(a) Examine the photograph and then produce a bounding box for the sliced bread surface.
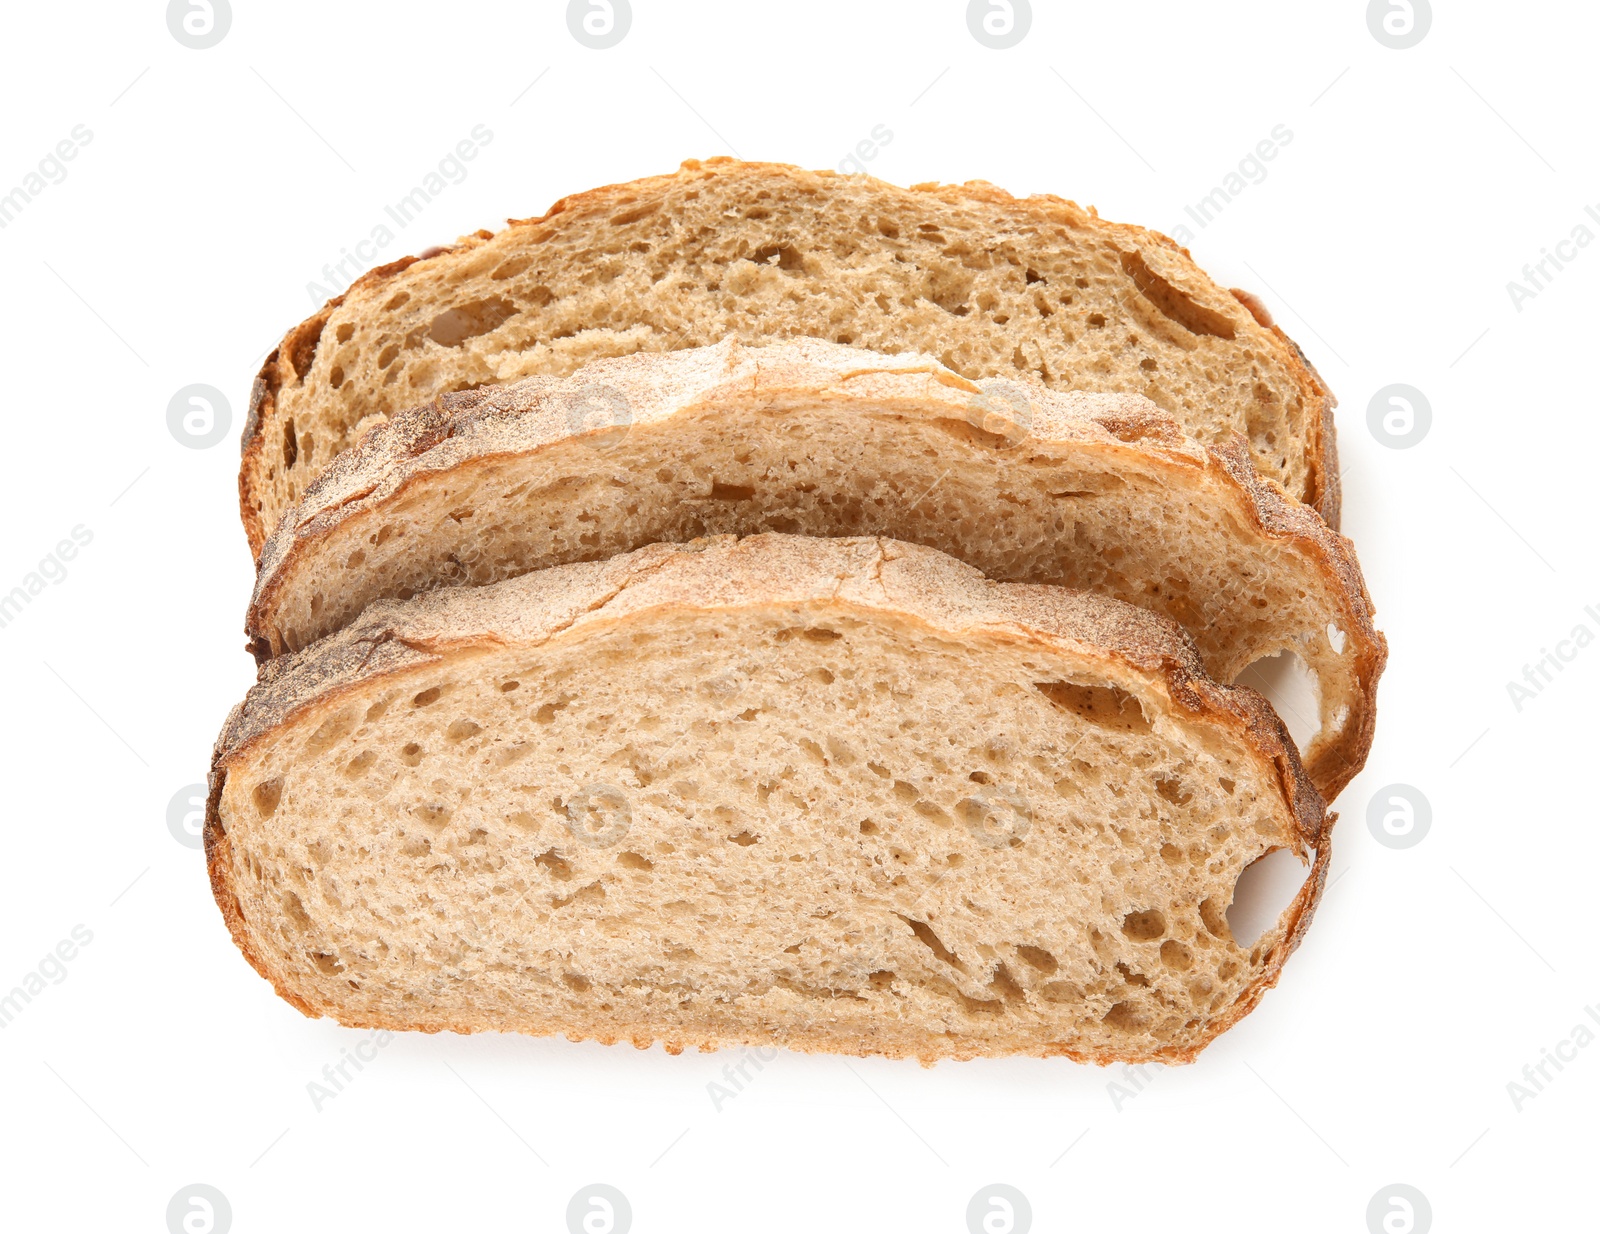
[240,158,1338,555]
[209,533,1329,1065]
[247,339,1383,800]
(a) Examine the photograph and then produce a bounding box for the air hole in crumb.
[534,850,572,881]
[410,803,451,829]
[428,297,517,347]
[913,800,951,827]
[1233,650,1321,754]
[536,697,572,723]
[616,851,653,871]
[252,778,284,818]
[1154,776,1193,806]
[1226,848,1310,947]
[400,742,422,767]
[750,243,804,271]
[1015,945,1058,974]
[446,719,483,741]
[729,831,759,847]
[1102,1001,1146,1030]
[897,915,965,971]
[1116,961,1150,988]
[989,963,1025,1003]
[1161,940,1194,971]
[499,680,520,692]
[280,891,311,928]
[412,687,442,707]
[1122,909,1166,942]
[1035,681,1151,732]
[859,820,880,836]
[1118,248,1236,338]
[489,255,534,281]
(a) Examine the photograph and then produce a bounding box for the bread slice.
[246,339,1383,800]
[208,533,1330,1065]
[240,158,1338,557]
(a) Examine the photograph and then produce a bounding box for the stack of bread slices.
[207,159,1384,1065]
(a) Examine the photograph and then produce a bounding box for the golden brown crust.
[238,348,281,555]
[204,757,318,1018]
[246,338,1383,799]
[1206,438,1381,800]
[1227,286,1339,529]
[209,534,1331,1063]
[239,255,426,551]
[238,158,1341,556]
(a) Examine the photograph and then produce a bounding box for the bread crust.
[245,338,1384,799]
[1230,286,1340,529]
[209,534,1331,1064]
[239,158,1341,555]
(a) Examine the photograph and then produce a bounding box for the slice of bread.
[246,339,1383,800]
[208,533,1329,1065]
[240,158,1339,557]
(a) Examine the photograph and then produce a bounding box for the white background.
[0,1,1593,1231]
